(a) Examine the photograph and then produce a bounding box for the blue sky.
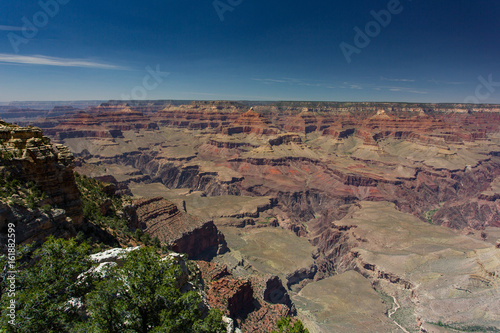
[0,0,499,103]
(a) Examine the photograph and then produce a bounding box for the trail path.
[388,295,410,333]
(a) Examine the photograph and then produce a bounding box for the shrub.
[271,316,309,333]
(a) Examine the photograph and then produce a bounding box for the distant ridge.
[7,100,106,110]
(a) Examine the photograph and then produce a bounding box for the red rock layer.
[223,110,280,135]
[152,102,244,130]
[36,102,500,145]
[198,261,293,332]
[44,107,158,140]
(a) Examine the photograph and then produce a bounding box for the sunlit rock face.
[0,121,83,245]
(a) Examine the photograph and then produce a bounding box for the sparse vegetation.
[74,172,167,249]
[76,173,126,225]
[0,172,48,210]
[424,208,439,224]
[375,290,394,315]
[75,173,140,240]
[391,305,419,333]
[0,149,13,160]
[432,320,500,332]
[271,316,309,333]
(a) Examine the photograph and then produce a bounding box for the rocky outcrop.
[268,134,302,146]
[198,261,294,332]
[0,203,75,247]
[262,276,293,310]
[89,246,141,264]
[92,175,132,196]
[152,101,245,130]
[43,107,158,140]
[209,278,254,317]
[223,110,280,136]
[134,197,228,259]
[433,199,500,229]
[170,221,228,260]
[286,264,318,291]
[0,122,83,228]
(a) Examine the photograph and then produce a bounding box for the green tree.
[84,247,225,333]
[1,239,225,332]
[271,316,309,333]
[0,237,93,333]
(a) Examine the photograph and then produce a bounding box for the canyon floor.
[127,180,500,333]
[37,101,500,332]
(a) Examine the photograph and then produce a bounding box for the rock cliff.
[0,121,83,246]
[198,261,294,332]
[134,197,228,259]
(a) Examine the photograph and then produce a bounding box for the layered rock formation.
[223,109,280,136]
[0,123,83,220]
[134,197,227,259]
[198,261,294,332]
[295,201,500,332]
[152,101,245,130]
[41,101,500,232]
[42,101,500,248]
[0,121,83,245]
[41,105,158,140]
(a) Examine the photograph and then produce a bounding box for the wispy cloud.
[337,81,428,94]
[253,78,289,84]
[253,77,323,87]
[0,25,26,31]
[428,79,465,85]
[380,76,415,82]
[342,82,363,90]
[0,54,125,70]
[389,87,427,94]
[254,77,428,95]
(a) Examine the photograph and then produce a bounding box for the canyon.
[8,100,500,332]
